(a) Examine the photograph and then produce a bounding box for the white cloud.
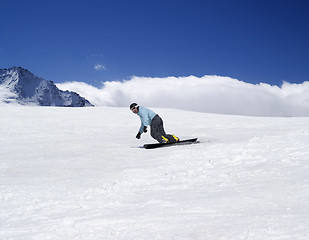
[56,75,309,117]
[94,64,106,71]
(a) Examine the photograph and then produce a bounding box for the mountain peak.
[0,67,93,107]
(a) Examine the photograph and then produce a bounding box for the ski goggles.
[130,105,139,111]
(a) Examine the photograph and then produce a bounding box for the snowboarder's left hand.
[143,126,147,133]
[136,132,141,139]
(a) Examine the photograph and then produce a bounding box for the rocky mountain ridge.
[0,67,93,107]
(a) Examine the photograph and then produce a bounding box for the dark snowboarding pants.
[150,115,176,143]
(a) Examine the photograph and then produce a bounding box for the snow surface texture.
[0,67,93,107]
[1,106,309,240]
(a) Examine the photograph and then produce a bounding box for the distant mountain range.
[0,67,93,107]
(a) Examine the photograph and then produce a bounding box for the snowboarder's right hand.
[136,132,141,139]
[143,126,147,133]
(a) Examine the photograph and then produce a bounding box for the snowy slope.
[0,106,309,240]
[0,67,93,107]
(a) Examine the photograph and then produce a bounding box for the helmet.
[130,103,138,110]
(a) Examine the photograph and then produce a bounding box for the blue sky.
[1,0,308,87]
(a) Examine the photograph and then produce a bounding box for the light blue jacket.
[137,106,157,133]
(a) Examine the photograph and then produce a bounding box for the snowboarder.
[130,103,179,143]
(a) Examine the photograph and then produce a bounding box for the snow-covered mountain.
[0,67,93,106]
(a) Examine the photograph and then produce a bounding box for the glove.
[143,126,147,133]
[136,132,141,139]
